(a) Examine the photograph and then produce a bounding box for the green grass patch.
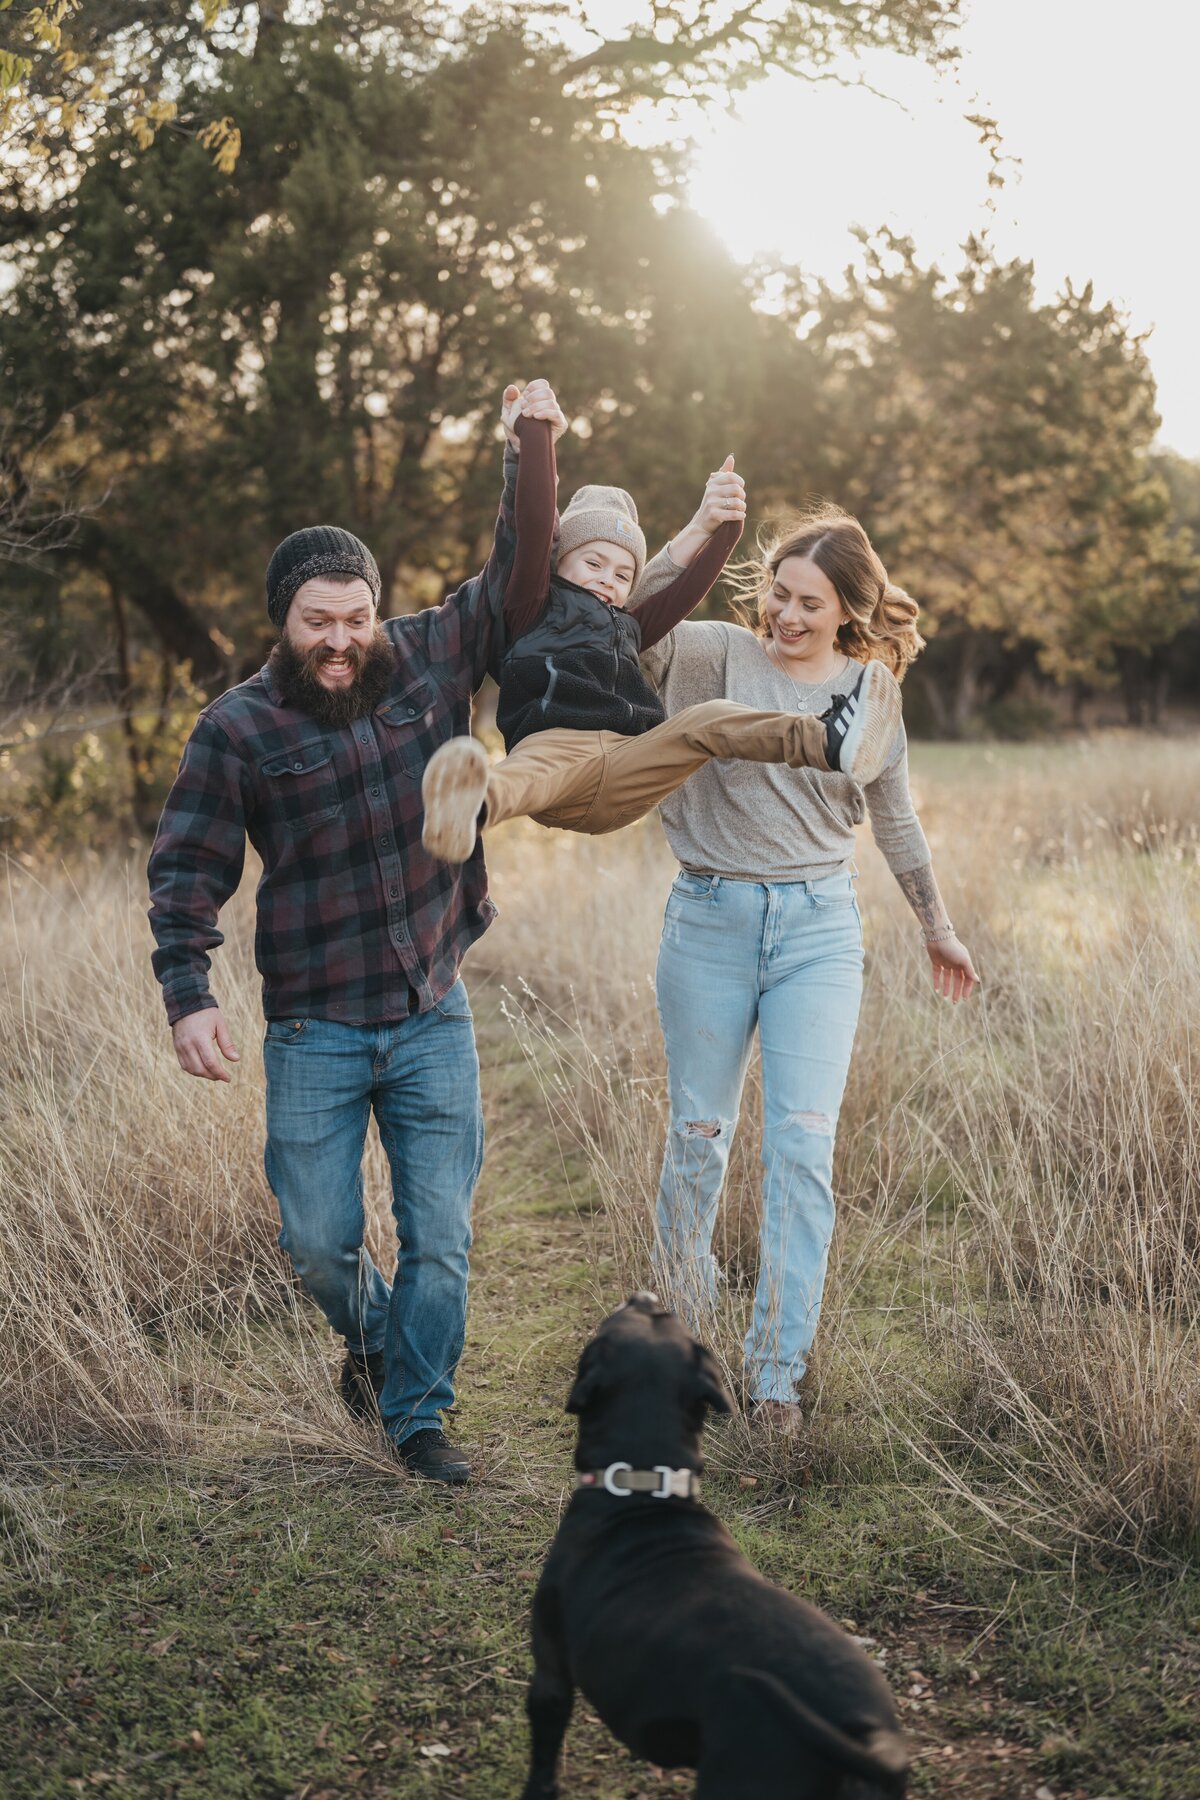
[2,995,1196,1798]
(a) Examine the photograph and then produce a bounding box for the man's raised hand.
[172,1005,241,1082]
[501,378,568,450]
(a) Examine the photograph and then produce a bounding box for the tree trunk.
[79,523,227,688]
[1121,660,1147,727]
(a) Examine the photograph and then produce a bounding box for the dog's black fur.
[521,1295,909,1800]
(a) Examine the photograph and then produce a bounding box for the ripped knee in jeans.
[784,1109,833,1135]
[682,1119,722,1139]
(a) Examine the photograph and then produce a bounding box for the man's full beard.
[269,625,396,727]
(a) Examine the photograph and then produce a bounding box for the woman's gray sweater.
[636,589,932,883]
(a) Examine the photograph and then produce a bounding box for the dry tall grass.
[1,735,1198,1563]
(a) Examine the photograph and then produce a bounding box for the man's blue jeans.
[262,980,484,1445]
[653,872,864,1403]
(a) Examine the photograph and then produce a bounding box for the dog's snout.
[624,1290,661,1311]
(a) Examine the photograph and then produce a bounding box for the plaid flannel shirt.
[147,448,521,1027]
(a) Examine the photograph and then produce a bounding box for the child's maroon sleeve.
[632,519,743,650]
[502,415,557,640]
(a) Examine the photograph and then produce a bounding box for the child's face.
[558,540,638,607]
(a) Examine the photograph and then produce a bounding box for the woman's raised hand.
[926,935,980,1003]
[696,455,747,535]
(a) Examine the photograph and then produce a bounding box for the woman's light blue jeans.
[262,980,484,1445]
[653,871,864,1403]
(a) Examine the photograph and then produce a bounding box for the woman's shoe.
[421,736,490,861]
[821,660,902,785]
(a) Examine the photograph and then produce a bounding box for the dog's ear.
[692,1343,733,1415]
[565,1342,607,1415]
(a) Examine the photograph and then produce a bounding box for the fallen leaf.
[419,1743,452,1759]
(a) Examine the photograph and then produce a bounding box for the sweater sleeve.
[631,519,742,652]
[630,542,683,606]
[863,721,932,876]
[502,414,557,640]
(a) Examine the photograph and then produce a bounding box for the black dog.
[521,1294,909,1800]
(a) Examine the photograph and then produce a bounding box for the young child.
[421,380,901,861]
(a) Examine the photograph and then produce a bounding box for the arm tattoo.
[894,862,945,933]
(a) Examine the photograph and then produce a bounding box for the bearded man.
[147,394,564,1481]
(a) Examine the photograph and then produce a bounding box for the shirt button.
[293,761,303,770]
[380,836,390,848]
[407,706,416,717]
[371,787,380,797]
[389,885,398,898]
[359,733,369,744]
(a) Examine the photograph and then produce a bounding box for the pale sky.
[665,0,1200,458]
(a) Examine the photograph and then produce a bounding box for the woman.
[637,506,979,1435]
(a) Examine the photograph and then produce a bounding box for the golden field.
[1,734,1198,1562]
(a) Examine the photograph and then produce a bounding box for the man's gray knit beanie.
[265,525,381,628]
[557,485,647,587]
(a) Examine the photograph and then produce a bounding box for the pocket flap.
[261,739,334,778]
[377,675,436,727]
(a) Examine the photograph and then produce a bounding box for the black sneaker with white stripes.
[820,659,903,785]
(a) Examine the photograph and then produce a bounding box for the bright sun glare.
[602,0,1200,455]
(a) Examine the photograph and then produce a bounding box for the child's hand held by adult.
[501,382,524,449]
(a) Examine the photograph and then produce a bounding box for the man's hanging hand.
[172,1005,241,1082]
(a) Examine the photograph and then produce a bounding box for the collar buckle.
[580,1462,697,1499]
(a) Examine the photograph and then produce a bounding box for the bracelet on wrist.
[923,923,956,945]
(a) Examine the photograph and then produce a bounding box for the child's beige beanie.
[557,485,647,586]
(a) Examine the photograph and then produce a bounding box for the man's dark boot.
[396,1427,471,1485]
[339,1349,385,1422]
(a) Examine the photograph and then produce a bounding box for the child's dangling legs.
[421,729,608,860]
[573,702,829,835]
[580,660,903,832]
[420,663,902,858]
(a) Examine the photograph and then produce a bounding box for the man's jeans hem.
[389,1413,445,1448]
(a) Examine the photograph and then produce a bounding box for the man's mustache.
[302,641,367,676]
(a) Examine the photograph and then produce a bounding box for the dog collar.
[575,1462,699,1500]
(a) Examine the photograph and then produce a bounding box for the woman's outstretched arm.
[631,456,747,609]
[865,734,979,1005]
[631,456,747,649]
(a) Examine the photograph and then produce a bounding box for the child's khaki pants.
[485,701,829,836]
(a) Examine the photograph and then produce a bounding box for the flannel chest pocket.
[375,675,440,775]
[260,738,344,833]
